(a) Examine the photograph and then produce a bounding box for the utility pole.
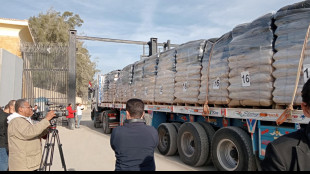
[68,30,76,109]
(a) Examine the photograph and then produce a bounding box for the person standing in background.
[76,103,84,128]
[66,103,76,130]
[0,100,15,171]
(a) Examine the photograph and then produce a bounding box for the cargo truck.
[89,73,309,171]
[85,1,310,171]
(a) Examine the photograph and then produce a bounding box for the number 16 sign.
[241,71,251,87]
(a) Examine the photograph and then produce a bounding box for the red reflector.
[108,113,116,117]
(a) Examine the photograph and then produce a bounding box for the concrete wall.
[0,48,23,106]
[0,36,20,57]
[0,20,34,58]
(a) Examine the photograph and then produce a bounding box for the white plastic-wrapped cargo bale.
[118,64,134,103]
[155,48,176,104]
[107,70,120,103]
[131,59,144,100]
[142,54,158,103]
[102,73,110,102]
[198,39,217,104]
[115,77,122,103]
[228,13,274,107]
[206,32,232,105]
[98,74,107,103]
[272,1,310,105]
[174,40,206,104]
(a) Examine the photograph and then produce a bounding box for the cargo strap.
[203,42,216,117]
[276,24,310,126]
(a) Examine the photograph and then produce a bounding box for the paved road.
[45,110,216,171]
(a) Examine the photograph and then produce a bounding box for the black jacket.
[0,110,10,151]
[261,122,310,171]
[110,119,159,171]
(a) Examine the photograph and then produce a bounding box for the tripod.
[39,126,67,171]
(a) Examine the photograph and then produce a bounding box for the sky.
[0,0,303,77]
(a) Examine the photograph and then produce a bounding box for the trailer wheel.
[94,112,102,128]
[157,123,178,156]
[198,122,215,166]
[172,123,181,132]
[103,112,112,134]
[177,122,208,167]
[91,110,95,121]
[211,126,256,171]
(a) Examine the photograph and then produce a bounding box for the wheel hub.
[217,139,239,171]
[181,132,195,157]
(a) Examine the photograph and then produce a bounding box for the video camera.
[32,102,68,126]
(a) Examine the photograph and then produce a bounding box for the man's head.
[126,98,145,119]
[15,99,33,117]
[7,100,16,114]
[4,104,10,113]
[68,103,72,107]
[301,78,310,118]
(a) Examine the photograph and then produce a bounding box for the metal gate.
[21,42,70,110]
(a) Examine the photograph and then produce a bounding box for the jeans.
[77,115,82,128]
[0,148,8,171]
[68,118,75,130]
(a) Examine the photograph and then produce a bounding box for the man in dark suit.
[261,79,310,171]
[110,98,159,171]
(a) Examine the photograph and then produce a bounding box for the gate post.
[68,30,77,108]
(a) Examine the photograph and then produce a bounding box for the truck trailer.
[86,1,310,171]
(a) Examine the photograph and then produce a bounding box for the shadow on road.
[79,120,113,137]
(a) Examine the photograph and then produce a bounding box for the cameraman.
[7,99,56,171]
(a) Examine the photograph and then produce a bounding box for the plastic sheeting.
[198,39,216,104]
[130,59,144,100]
[116,64,134,103]
[272,1,310,105]
[108,70,120,103]
[155,48,176,103]
[228,13,274,107]
[174,40,206,104]
[102,74,109,102]
[141,54,158,103]
[201,32,232,105]
[102,70,120,102]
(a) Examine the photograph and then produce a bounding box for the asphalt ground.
[44,109,216,171]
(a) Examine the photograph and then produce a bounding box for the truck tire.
[157,123,178,156]
[177,122,208,167]
[172,123,181,132]
[91,110,94,121]
[94,112,102,128]
[211,126,256,171]
[198,122,215,166]
[103,112,112,134]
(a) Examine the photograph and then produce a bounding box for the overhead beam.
[76,35,179,47]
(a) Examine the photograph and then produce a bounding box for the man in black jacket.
[0,100,16,171]
[110,98,159,171]
[261,79,310,171]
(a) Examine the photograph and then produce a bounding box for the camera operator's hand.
[45,110,56,121]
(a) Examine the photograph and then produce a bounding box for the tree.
[28,8,98,100]
[76,41,98,99]
[29,8,83,43]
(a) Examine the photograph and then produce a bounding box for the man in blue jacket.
[110,98,159,171]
